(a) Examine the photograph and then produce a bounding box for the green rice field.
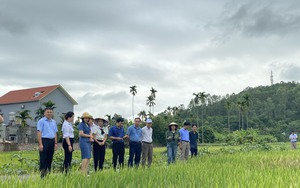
[1,143,300,187]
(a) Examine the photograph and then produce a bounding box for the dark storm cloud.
[1,0,300,118]
[218,0,300,38]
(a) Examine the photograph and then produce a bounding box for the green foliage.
[225,129,277,145]
[199,126,216,143]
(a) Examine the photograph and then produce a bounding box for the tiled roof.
[0,85,77,105]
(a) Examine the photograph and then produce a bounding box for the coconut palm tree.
[129,85,137,120]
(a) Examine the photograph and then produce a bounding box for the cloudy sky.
[1,0,300,120]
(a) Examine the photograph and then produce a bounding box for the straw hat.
[81,112,91,119]
[168,122,178,127]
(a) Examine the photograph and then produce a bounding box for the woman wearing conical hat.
[166,122,181,165]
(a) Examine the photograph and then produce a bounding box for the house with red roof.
[0,85,77,143]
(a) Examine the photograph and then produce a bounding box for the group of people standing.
[36,108,199,178]
[166,121,199,164]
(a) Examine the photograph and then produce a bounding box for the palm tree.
[237,100,246,130]
[42,100,56,109]
[199,92,207,144]
[146,95,155,113]
[138,110,147,121]
[150,87,157,114]
[129,85,137,120]
[15,109,33,144]
[34,100,56,121]
[147,111,154,118]
[225,100,232,134]
[34,107,44,121]
[193,93,200,128]
[242,93,251,129]
[16,110,33,128]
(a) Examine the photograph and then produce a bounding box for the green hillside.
[150,81,300,144]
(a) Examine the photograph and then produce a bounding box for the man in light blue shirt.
[126,117,142,167]
[289,130,297,149]
[37,107,58,178]
[179,121,191,161]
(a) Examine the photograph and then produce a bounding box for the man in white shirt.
[289,130,297,149]
[141,118,153,167]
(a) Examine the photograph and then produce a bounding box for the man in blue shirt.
[126,117,142,167]
[108,117,126,170]
[37,107,58,178]
[179,121,191,161]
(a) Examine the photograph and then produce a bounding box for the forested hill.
[152,81,300,143]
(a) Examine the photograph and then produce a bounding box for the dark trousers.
[93,140,106,171]
[190,147,198,157]
[39,138,55,178]
[112,142,125,169]
[128,141,142,167]
[62,138,74,173]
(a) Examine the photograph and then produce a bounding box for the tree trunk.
[228,111,230,134]
[202,105,204,144]
[238,111,241,130]
[132,95,134,120]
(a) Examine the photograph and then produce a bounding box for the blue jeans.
[167,142,177,164]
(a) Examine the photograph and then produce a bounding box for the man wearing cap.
[126,117,142,167]
[141,118,153,167]
[179,121,191,161]
[108,117,127,170]
[37,107,58,178]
